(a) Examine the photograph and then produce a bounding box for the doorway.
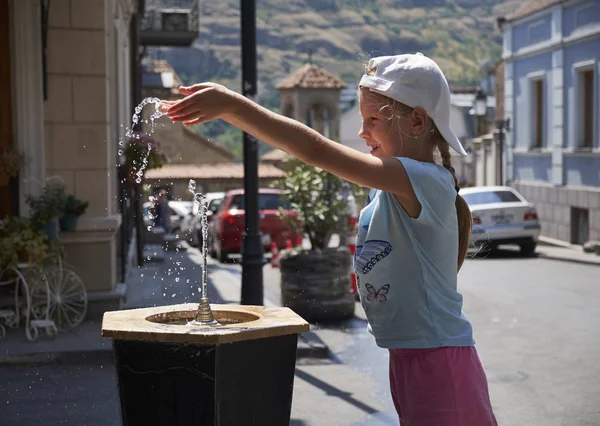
[0,0,16,217]
[570,207,589,245]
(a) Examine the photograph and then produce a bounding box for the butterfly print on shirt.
[365,283,390,302]
[354,240,392,274]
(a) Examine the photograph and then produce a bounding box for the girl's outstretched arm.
[161,83,418,212]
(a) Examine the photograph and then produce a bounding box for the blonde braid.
[436,139,472,271]
[437,140,459,187]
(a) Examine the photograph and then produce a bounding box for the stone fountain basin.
[101,303,310,345]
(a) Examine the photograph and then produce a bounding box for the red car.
[208,188,303,262]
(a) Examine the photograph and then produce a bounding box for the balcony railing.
[140,0,200,47]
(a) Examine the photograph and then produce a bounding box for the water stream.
[188,179,220,326]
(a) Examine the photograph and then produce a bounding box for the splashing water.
[122,98,220,325]
[122,97,167,184]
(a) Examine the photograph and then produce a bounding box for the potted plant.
[123,133,168,184]
[0,216,49,269]
[26,182,66,240]
[0,147,23,186]
[59,194,89,232]
[275,157,364,322]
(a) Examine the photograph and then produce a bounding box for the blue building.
[502,0,600,245]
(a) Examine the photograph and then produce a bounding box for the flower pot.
[17,250,43,265]
[59,215,78,232]
[280,246,355,322]
[102,303,309,426]
[41,217,60,240]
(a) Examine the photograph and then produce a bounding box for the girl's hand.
[159,83,240,126]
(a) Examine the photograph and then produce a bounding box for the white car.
[461,186,541,255]
[180,192,225,247]
[143,200,193,234]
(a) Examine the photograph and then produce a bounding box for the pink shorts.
[389,346,498,426]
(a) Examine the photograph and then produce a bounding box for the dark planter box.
[102,303,309,426]
[280,247,355,322]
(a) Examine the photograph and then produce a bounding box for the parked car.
[461,186,541,255]
[208,188,303,262]
[180,192,225,247]
[143,200,193,234]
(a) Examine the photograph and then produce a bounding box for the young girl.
[160,53,498,425]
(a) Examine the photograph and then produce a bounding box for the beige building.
[260,62,347,171]
[2,0,202,317]
[3,0,143,314]
[277,63,346,142]
[141,59,237,168]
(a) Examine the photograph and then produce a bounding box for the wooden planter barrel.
[102,303,309,426]
[280,247,355,322]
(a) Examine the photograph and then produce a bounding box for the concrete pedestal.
[102,303,309,426]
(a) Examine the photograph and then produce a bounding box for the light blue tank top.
[354,157,474,349]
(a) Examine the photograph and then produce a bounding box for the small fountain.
[102,98,309,425]
[187,179,219,326]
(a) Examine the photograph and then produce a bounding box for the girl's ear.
[410,108,430,136]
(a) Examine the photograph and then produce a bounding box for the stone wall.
[511,181,600,243]
[42,0,134,293]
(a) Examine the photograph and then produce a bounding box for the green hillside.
[151,0,517,157]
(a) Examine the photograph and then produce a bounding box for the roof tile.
[507,0,560,22]
[276,64,346,90]
[145,163,285,180]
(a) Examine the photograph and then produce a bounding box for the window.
[208,198,223,213]
[582,69,594,149]
[462,190,522,206]
[532,79,544,148]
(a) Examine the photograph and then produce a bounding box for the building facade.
[2,0,141,313]
[502,0,600,244]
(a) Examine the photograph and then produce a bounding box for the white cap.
[359,53,467,156]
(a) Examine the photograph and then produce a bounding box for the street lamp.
[495,118,510,185]
[470,89,487,136]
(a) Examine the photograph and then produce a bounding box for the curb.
[535,252,600,267]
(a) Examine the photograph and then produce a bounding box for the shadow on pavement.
[294,368,379,416]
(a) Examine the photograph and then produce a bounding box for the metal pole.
[240,0,265,305]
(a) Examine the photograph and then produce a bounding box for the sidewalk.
[536,236,600,266]
[0,244,388,426]
[0,244,326,362]
[1,236,595,361]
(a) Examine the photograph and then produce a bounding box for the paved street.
[1,246,599,425]
[222,247,600,425]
